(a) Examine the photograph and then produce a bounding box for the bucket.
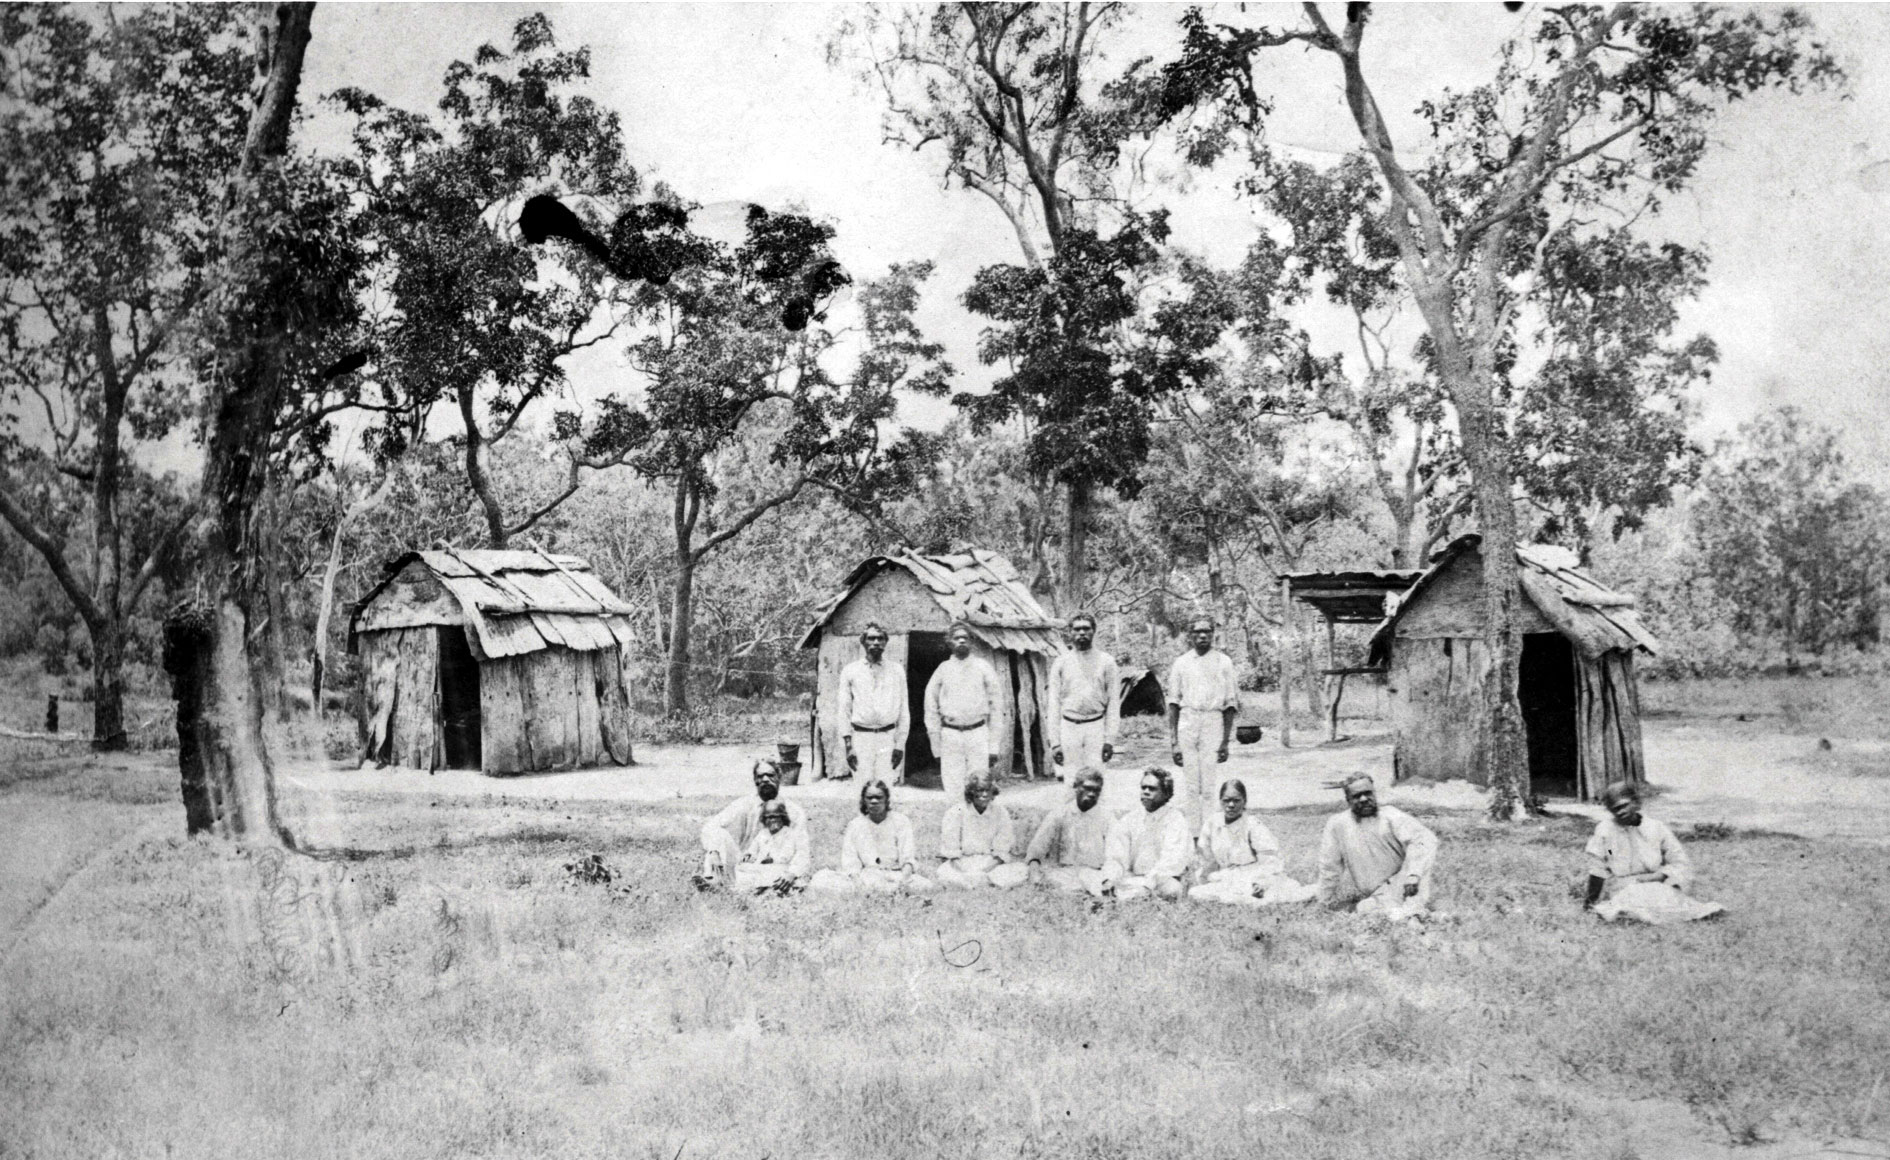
[776,760,802,786]
[1234,724,1263,745]
[777,741,802,763]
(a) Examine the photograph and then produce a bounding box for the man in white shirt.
[694,759,808,891]
[1048,613,1119,784]
[1316,774,1439,922]
[1166,618,1239,825]
[1100,768,1193,901]
[1025,768,1111,894]
[837,622,907,784]
[924,622,1001,801]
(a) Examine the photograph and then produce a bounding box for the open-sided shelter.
[349,549,637,774]
[798,549,1062,782]
[1368,535,1659,799]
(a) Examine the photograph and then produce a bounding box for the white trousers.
[849,729,898,783]
[699,826,741,887]
[1189,866,1318,908]
[1111,874,1184,902]
[1175,708,1227,824]
[1040,866,1108,895]
[807,867,938,895]
[1350,874,1433,922]
[937,724,990,801]
[1058,716,1108,779]
[936,855,1028,890]
[733,864,799,892]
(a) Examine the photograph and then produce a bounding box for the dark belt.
[1062,712,1105,725]
[851,722,897,734]
[942,718,988,731]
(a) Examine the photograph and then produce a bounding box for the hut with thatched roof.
[348,549,637,774]
[798,549,1063,783]
[1369,535,1659,799]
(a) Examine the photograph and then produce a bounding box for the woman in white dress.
[1190,779,1317,907]
[809,780,938,895]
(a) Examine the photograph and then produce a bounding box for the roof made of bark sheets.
[1369,535,1660,662]
[351,548,636,661]
[799,548,1063,653]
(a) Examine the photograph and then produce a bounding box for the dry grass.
[1640,672,1890,741]
[3,754,1888,1160]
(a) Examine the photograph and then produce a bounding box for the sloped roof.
[350,548,636,660]
[1283,568,1425,623]
[798,547,1062,653]
[1369,535,1659,662]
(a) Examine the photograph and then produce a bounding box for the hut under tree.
[349,549,637,774]
[1368,535,1659,800]
[799,548,1062,783]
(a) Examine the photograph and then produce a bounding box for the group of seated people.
[692,759,1723,924]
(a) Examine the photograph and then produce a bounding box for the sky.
[279,3,1890,476]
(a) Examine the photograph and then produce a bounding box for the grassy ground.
[4,752,1888,1160]
[1640,672,1890,742]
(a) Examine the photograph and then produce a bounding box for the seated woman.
[732,800,811,894]
[1190,779,1317,907]
[1099,769,1192,901]
[936,777,1027,889]
[809,780,938,895]
[1584,781,1725,925]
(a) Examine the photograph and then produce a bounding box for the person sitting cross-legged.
[694,759,807,891]
[808,780,938,895]
[1025,768,1111,895]
[1583,781,1725,925]
[1316,774,1438,922]
[1099,768,1193,902]
[936,777,1028,889]
[1190,779,1318,908]
[732,800,811,894]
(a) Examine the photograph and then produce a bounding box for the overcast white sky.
[293,2,1890,474]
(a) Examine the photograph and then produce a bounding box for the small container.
[776,760,802,786]
[776,741,802,764]
[1234,724,1264,745]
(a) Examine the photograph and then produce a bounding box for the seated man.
[733,800,811,894]
[936,777,1028,889]
[808,780,938,894]
[1316,774,1437,922]
[1025,769,1111,894]
[695,759,807,890]
[1099,768,1192,901]
[1191,779,1317,908]
[1584,781,1725,925]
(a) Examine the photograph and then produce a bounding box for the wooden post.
[1326,616,1339,742]
[1278,576,1294,748]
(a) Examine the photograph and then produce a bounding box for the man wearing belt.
[924,622,1001,801]
[1048,613,1119,783]
[1166,618,1239,826]
[838,622,907,784]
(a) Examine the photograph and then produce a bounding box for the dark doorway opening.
[1519,632,1578,797]
[439,627,483,770]
[1008,655,1042,779]
[902,631,951,785]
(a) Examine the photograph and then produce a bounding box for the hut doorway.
[438,627,483,770]
[1519,632,1578,797]
[902,631,951,780]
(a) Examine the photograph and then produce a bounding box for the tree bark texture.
[1062,477,1090,615]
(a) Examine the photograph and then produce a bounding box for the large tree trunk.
[88,617,129,751]
[459,385,509,548]
[166,1,314,846]
[665,553,696,716]
[1062,477,1091,614]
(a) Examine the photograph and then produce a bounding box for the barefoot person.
[732,800,811,894]
[838,623,907,784]
[1166,619,1238,826]
[924,622,1001,800]
[1048,614,1119,782]
[1025,768,1111,894]
[1583,781,1725,924]
[809,780,938,894]
[1100,768,1193,902]
[936,777,1027,889]
[1191,779,1317,908]
[1316,775,1438,922]
[695,759,807,890]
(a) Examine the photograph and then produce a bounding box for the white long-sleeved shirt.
[1025,799,1110,870]
[839,812,919,873]
[1198,813,1287,878]
[701,793,808,852]
[1167,649,1239,713]
[1048,648,1120,746]
[939,802,1016,861]
[925,654,1000,737]
[1316,806,1438,904]
[838,657,909,746]
[1585,816,1693,890]
[1103,801,1194,881]
[740,825,810,880]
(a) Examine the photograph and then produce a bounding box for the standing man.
[1048,613,1119,783]
[1166,618,1239,825]
[1316,774,1438,922]
[924,622,1001,801]
[837,622,907,784]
